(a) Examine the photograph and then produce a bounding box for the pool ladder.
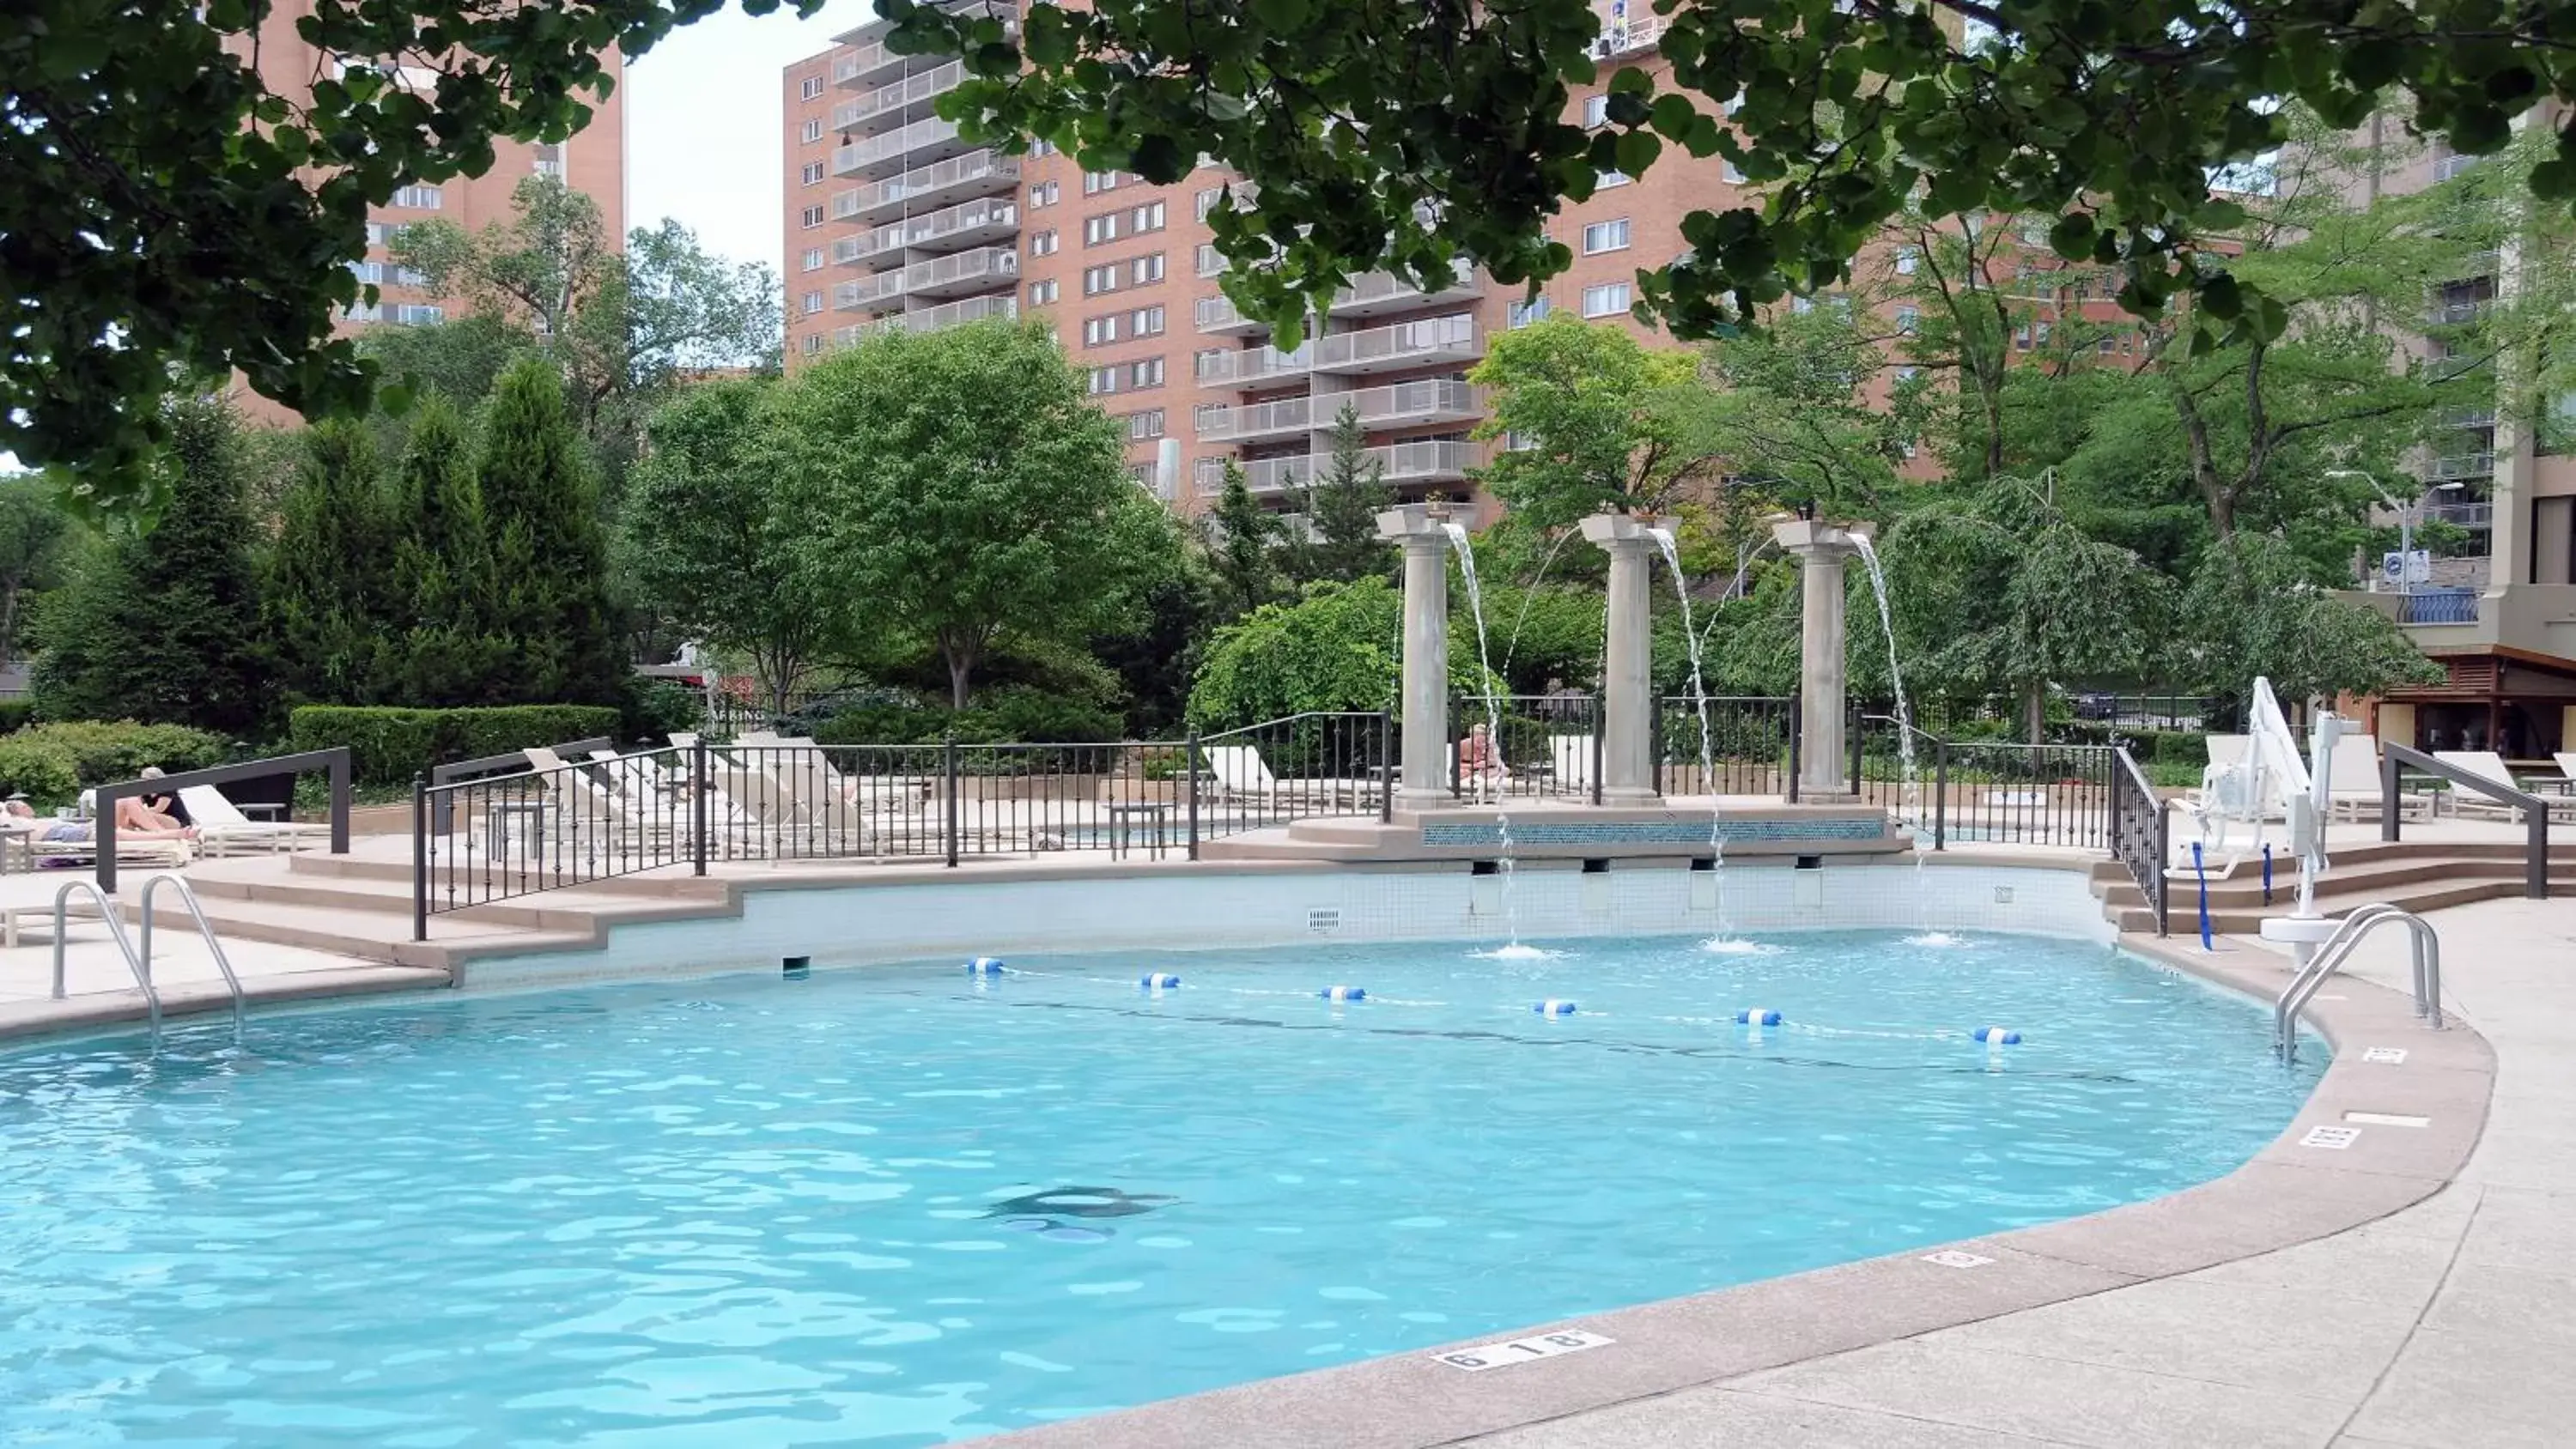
[47,874,246,1049]
[2275,904,2441,1064]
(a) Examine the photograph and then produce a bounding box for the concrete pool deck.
[0,828,2563,1445]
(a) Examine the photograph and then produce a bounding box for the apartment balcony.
[833,246,1019,312]
[1193,261,1485,336]
[1194,379,1483,445]
[833,117,975,180]
[835,2,1016,88]
[2424,500,2494,528]
[839,150,1019,226]
[858,293,1022,337]
[830,61,965,137]
[838,196,1019,270]
[1311,313,1482,375]
[1194,343,1313,387]
[832,270,907,315]
[1589,14,1668,59]
[2429,452,2495,482]
[1194,294,1268,336]
[1196,439,1474,496]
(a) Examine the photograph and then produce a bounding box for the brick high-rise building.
[783,3,1746,518]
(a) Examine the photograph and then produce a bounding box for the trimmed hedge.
[0,721,231,806]
[289,705,624,784]
[811,688,1121,748]
[0,700,33,736]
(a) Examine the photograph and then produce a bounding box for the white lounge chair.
[0,871,118,949]
[1550,736,1596,793]
[178,784,331,855]
[2436,750,2576,821]
[2553,753,2576,797]
[2325,733,2432,822]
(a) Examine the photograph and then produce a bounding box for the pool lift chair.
[2181,677,2342,970]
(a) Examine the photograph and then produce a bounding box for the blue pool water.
[0,931,2322,1446]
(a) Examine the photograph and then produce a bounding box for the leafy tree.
[1469,318,1714,537]
[621,378,861,718]
[0,478,71,665]
[1091,555,1226,736]
[1699,301,1911,514]
[779,318,1176,708]
[1187,577,1494,728]
[385,392,511,706]
[265,421,397,702]
[1205,459,1279,615]
[477,357,624,705]
[1292,403,1395,585]
[32,393,272,736]
[360,313,537,421]
[2181,534,2445,706]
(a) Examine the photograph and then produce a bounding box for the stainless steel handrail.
[139,874,246,1041]
[48,878,160,1048]
[2275,903,2443,1063]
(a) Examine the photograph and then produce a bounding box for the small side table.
[1106,801,1170,859]
[486,799,555,858]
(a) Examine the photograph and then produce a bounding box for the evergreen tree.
[32,392,273,736]
[1304,403,1394,584]
[265,420,395,701]
[1204,459,1277,618]
[387,392,510,705]
[476,356,623,704]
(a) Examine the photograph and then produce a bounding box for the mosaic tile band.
[1421,818,1886,847]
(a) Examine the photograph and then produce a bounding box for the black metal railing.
[2382,742,2552,898]
[1653,694,1795,798]
[1853,712,2118,850]
[1201,712,1393,835]
[1447,695,1598,802]
[96,749,354,891]
[2111,746,2171,935]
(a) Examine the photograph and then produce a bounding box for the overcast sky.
[628,1,874,276]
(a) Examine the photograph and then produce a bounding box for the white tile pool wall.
[456,860,2116,991]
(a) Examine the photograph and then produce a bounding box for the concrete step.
[2091,856,2570,911]
[2108,877,2543,935]
[179,872,732,934]
[158,895,588,967]
[285,849,734,901]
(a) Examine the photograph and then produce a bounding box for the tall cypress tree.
[387,391,510,705]
[1206,459,1277,619]
[1307,403,1394,584]
[477,357,623,704]
[33,392,273,736]
[266,419,394,701]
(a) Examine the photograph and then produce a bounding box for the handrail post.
[1591,706,1606,807]
[1847,700,1862,797]
[2154,794,2172,937]
[329,749,352,857]
[691,737,709,876]
[1376,711,1393,823]
[97,800,118,895]
[1187,730,1203,859]
[2382,751,2401,842]
[2530,803,2549,900]
[1934,737,1949,851]
[944,733,961,869]
[411,773,428,942]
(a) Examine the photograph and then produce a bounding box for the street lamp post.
[2330,469,2464,596]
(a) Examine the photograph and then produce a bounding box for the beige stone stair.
[2093,840,2576,934]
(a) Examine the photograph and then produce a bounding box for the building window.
[1508,295,1552,328]
[804,333,824,356]
[1030,229,1060,257]
[344,301,383,322]
[1130,201,1166,234]
[392,303,444,325]
[1194,348,1228,379]
[802,118,823,143]
[801,205,825,228]
[1131,252,1165,284]
[803,247,825,271]
[1083,170,1123,195]
[1128,409,1166,440]
[802,291,825,315]
[1894,306,1919,335]
[1132,304,1165,336]
[1083,314,1121,346]
[1583,94,1612,128]
[1583,219,1631,255]
[1030,180,1060,208]
[1195,187,1225,221]
[532,142,565,179]
[800,161,825,186]
[1596,169,1631,189]
[391,184,443,209]
[1084,213,1121,246]
[1892,364,1920,381]
[1894,247,1920,276]
[800,75,824,100]
[1130,357,1164,388]
[2013,323,2033,351]
[1195,243,1224,276]
[1721,158,1746,183]
[1083,264,1119,296]
[1028,137,1059,157]
[1582,282,1632,318]
[1029,278,1060,306]
[1089,366,1120,395]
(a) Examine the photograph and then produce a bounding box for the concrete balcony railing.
[1194,380,1483,444]
[833,116,971,180]
[835,246,1018,311]
[836,150,1020,226]
[1194,261,1485,334]
[1590,14,1668,58]
[2338,583,2576,658]
[1194,343,1313,386]
[835,3,1016,88]
[1311,313,1482,374]
[1194,394,1315,444]
[830,60,965,136]
[858,293,1021,337]
[1196,439,1474,495]
[837,196,1020,269]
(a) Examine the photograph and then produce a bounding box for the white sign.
[2383,549,2433,585]
[1434,1330,1614,1372]
[2301,1125,2362,1150]
[1922,1250,1995,1269]
[2362,1046,2409,1064]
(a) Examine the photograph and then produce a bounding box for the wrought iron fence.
[1448,695,1599,802]
[1200,712,1393,836]
[2111,747,2171,935]
[1853,713,2120,850]
[1654,695,1795,797]
[416,746,696,932]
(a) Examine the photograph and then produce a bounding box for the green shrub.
[288,704,625,784]
[622,678,704,744]
[0,700,33,736]
[0,721,232,807]
[811,688,1121,747]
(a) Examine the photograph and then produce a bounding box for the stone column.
[1579,511,1662,805]
[1379,503,1455,813]
[1771,518,1874,801]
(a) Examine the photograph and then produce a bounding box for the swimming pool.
[0,930,2320,1445]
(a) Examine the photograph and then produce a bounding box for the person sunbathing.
[1458,723,1510,801]
[118,767,185,832]
[39,819,197,846]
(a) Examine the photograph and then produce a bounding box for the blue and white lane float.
[1972,1026,2022,1046]
[1318,985,1367,1003]
[1532,999,1577,1017]
[1138,973,1182,991]
[967,956,1008,977]
[1735,1007,1783,1026]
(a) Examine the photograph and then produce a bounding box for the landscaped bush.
[621,678,704,745]
[0,700,33,736]
[811,688,1122,748]
[288,704,625,784]
[0,721,231,806]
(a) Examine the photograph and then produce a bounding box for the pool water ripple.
[0,930,2320,1445]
